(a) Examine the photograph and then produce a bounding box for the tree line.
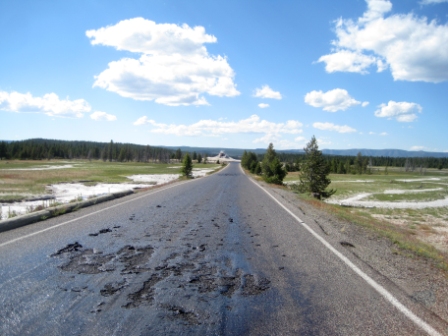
[0,139,174,163]
[278,153,448,172]
[242,137,333,199]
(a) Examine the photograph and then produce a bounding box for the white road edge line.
[244,167,442,336]
[0,163,230,249]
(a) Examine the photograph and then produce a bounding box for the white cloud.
[90,111,117,121]
[369,131,376,135]
[253,134,306,149]
[374,101,422,122]
[318,0,448,82]
[313,122,357,133]
[380,132,388,136]
[0,91,91,117]
[420,0,448,4]
[258,103,270,108]
[134,116,149,126]
[87,18,239,106]
[134,114,303,138]
[410,146,425,151]
[304,88,367,112]
[253,85,282,99]
[318,50,378,74]
[317,138,332,146]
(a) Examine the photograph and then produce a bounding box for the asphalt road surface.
[0,162,445,335]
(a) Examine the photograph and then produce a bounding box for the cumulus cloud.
[313,122,357,133]
[258,103,270,108]
[253,85,282,99]
[90,111,117,121]
[318,0,448,82]
[253,134,306,149]
[86,18,239,106]
[410,145,426,151]
[0,91,91,117]
[134,114,302,137]
[374,101,422,122]
[318,50,378,74]
[317,138,332,146]
[304,88,367,112]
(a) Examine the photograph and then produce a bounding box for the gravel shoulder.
[260,180,448,330]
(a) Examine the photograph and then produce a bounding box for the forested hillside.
[0,139,173,162]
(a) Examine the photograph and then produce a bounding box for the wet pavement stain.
[100,280,127,297]
[89,228,112,237]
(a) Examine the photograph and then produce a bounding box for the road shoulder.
[250,176,448,334]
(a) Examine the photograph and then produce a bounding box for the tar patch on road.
[52,240,271,327]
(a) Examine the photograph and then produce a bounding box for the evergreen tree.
[298,136,335,199]
[181,153,193,177]
[241,150,249,168]
[261,143,286,184]
[108,140,114,162]
[197,153,202,163]
[0,141,6,160]
[175,148,182,161]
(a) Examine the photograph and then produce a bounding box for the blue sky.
[1,0,447,151]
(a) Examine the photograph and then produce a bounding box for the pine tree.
[181,153,193,177]
[354,152,363,174]
[261,143,286,184]
[299,136,335,199]
[175,148,182,161]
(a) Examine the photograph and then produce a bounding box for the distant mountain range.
[2,140,446,158]
[163,146,448,158]
[320,148,448,158]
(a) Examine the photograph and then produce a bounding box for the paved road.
[0,162,445,335]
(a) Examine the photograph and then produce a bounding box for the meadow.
[285,167,448,260]
[0,159,221,218]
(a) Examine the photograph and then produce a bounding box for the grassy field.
[0,159,221,202]
[285,168,448,268]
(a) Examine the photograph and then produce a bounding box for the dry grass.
[291,189,448,272]
[0,159,221,201]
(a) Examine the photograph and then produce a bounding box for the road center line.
[244,166,442,336]
[0,163,230,249]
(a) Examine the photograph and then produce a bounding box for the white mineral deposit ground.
[326,190,448,209]
[0,168,217,220]
[4,164,75,171]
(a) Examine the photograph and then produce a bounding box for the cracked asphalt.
[0,162,445,335]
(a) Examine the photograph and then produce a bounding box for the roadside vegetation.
[295,136,335,199]
[241,136,448,271]
[181,153,193,178]
[285,164,448,271]
[242,143,286,185]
